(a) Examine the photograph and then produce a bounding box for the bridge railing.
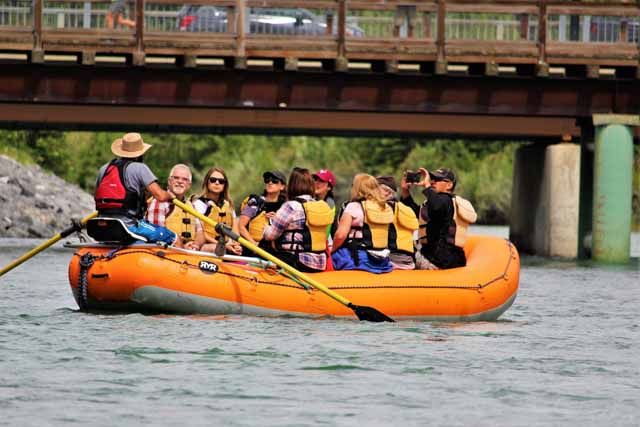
[0,0,638,76]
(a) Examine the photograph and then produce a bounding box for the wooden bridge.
[0,0,638,138]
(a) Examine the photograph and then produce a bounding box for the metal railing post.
[83,1,91,29]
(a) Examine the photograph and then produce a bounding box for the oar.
[172,199,394,322]
[0,212,98,278]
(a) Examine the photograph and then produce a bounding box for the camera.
[405,170,422,183]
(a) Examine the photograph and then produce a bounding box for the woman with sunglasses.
[237,170,287,254]
[399,167,477,270]
[192,167,242,255]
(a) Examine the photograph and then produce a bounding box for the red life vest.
[94,159,145,218]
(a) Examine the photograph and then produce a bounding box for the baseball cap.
[376,175,397,192]
[429,167,456,184]
[263,170,287,184]
[312,169,336,187]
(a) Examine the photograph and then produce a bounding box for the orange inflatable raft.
[67,235,519,321]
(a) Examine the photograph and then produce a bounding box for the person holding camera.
[400,167,477,270]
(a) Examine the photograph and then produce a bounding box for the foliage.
[0,130,638,228]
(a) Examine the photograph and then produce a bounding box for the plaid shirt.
[263,195,326,271]
[146,198,202,232]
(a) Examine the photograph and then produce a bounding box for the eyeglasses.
[170,176,190,183]
[208,177,226,185]
[264,178,282,185]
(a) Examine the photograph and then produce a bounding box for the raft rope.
[77,253,96,312]
[73,240,516,292]
[73,249,307,290]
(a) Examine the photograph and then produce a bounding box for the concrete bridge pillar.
[510,141,581,258]
[591,114,638,263]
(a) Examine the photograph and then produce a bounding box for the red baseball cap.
[313,169,336,187]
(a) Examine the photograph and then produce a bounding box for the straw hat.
[111,133,152,158]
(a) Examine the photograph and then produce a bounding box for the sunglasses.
[264,178,282,185]
[432,177,451,183]
[208,177,226,185]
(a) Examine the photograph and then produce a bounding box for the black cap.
[263,170,287,184]
[376,175,397,192]
[429,167,456,184]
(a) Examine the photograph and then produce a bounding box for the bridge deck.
[0,0,638,77]
[0,1,638,137]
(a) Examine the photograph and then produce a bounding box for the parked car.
[589,16,639,43]
[177,6,364,37]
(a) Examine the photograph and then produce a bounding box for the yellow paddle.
[0,212,98,278]
[172,199,394,322]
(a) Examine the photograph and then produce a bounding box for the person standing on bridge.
[400,167,477,270]
[94,132,177,244]
[106,0,136,29]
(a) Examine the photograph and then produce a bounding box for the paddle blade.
[349,304,395,322]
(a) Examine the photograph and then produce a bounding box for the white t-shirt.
[343,201,364,239]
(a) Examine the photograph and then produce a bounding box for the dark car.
[177,6,364,37]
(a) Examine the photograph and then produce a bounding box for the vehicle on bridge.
[176,6,364,37]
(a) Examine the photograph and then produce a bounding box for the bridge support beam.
[591,114,638,263]
[510,141,581,258]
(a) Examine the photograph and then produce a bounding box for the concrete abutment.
[510,114,638,262]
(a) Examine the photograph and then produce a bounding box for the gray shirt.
[96,160,157,222]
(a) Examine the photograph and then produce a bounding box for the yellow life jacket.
[276,198,333,253]
[199,198,234,240]
[451,195,477,247]
[360,200,394,250]
[239,195,285,242]
[418,194,477,248]
[164,200,198,244]
[389,201,419,254]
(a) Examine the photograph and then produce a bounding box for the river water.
[1,227,638,426]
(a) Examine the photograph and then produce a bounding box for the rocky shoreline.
[0,155,94,238]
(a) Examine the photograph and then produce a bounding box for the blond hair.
[350,174,387,209]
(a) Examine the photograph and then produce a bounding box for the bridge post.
[133,0,145,66]
[591,114,638,263]
[31,0,43,63]
[510,140,581,258]
[435,0,447,74]
[536,0,548,77]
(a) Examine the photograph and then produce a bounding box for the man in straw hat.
[94,132,177,244]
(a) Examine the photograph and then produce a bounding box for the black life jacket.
[94,159,146,218]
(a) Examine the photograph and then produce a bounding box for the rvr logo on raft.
[198,260,218,273]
